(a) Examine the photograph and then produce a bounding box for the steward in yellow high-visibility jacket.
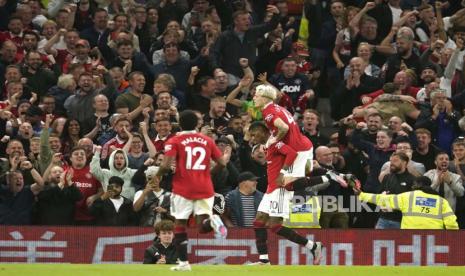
[357,176,459,229]
[284,196,321,228]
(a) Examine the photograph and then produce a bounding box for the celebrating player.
[253,83,349,184]
[253,84,314,177]
[250,85,350,265]
[155,110,229,271]
[247,121,342,265]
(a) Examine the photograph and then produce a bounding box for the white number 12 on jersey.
[185,146,206,170]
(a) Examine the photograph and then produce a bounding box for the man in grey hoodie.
[90,146,137,200]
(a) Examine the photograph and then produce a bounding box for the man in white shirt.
[133,166,172,226]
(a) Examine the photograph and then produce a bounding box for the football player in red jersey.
[155,110,229,271]
[247,121,337,265]
[253,84,314,178]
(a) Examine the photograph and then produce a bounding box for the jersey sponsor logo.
[74,182,94,188]
[265,114,273,122]
[181,136,208,146]
[164,144,172,151]
[281,85,301,93]
[415,197,437,207]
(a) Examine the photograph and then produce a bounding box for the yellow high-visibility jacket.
[284,196,321,228]
[359,190,459,229]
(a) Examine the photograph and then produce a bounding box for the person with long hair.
[60,119,82,156]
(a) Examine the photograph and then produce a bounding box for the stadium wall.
[1,226,464,265]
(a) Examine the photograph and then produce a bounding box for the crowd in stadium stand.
[0,0,465,230]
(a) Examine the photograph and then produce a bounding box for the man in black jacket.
[384,29,421,82]
[89,176,137,226]
[143,220,178,264]
[36,165,82,225]
[103,39,155,93]
[211,5,280,81]
[332,57,382,119]
[301,109,329,150]
[315,146,349,229]
[21,51,57,100]
[376,152,415,229]
[238,141,267,193]
[79,8,109,48]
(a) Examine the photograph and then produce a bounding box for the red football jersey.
[101,137,126,159]
[152,134,175,152]
[266,141,298,193]
[164,131,222,200]
[262,102,312,152]
[55,49,74,71]
[70,166,102,222]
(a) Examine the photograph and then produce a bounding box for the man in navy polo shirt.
[269,57,314,112]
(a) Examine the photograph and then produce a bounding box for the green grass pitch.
[0,264,464,276]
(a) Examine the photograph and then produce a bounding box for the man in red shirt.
[247,121,337,265]
[101,117,131,160]
[66,146,102,225]
[0,16,24,52]
[253,84,314,176]
[44,29,79,73]
[155,110,228,271]
[62,39,94,73]
[151,118,174,152]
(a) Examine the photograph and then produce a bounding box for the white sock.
[259,254,269,260]
[306,240,314,250]
[179,261,189,266]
